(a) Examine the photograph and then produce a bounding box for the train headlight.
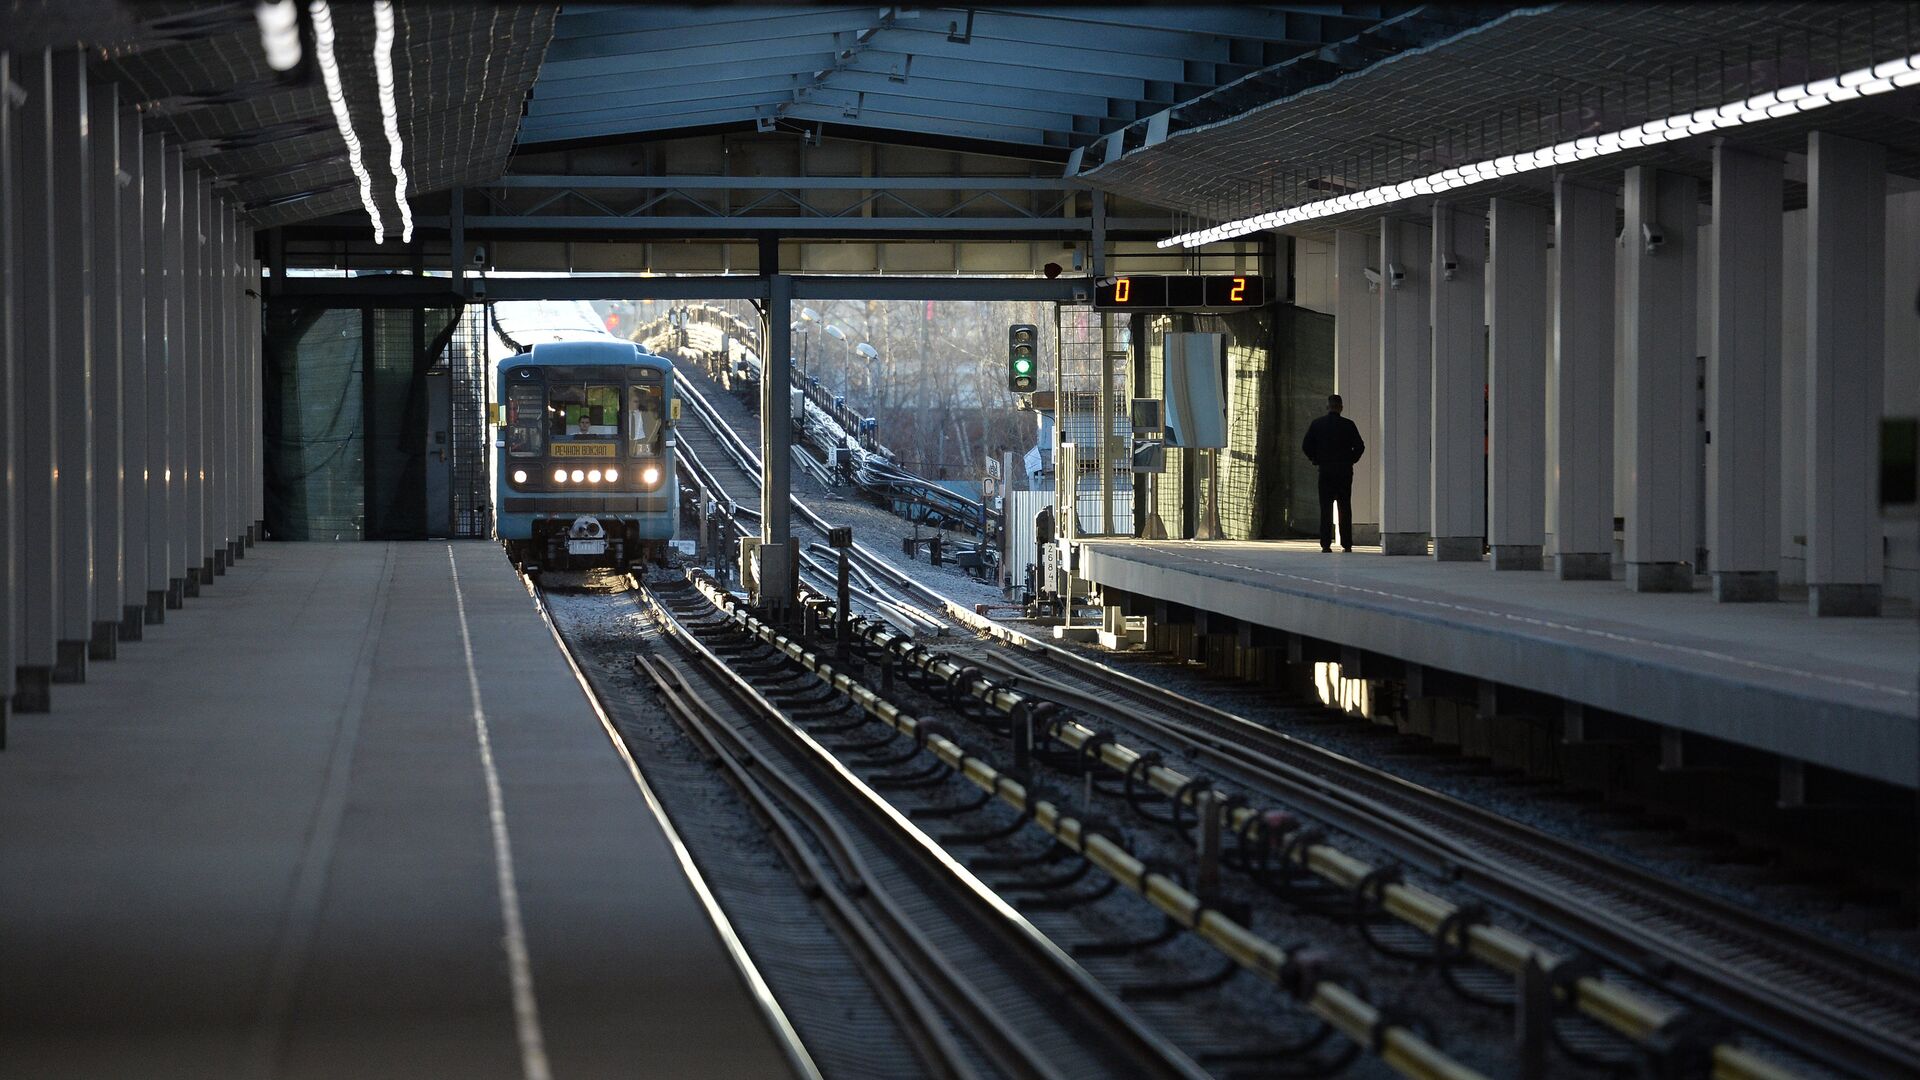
[587,469,602,483]
[570,469,585,483]
[552,468,567,483]
[512,469,528,484]
[604,467,619,482]
[642,465,661,486]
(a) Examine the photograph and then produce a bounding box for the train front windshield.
[503,368,665,461]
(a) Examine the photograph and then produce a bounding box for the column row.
[1,47,264,736]
[1326,129,1891,616]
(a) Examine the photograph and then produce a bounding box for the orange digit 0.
[1115,277,1131,303]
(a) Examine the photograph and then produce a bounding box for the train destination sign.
[1092,275,1266,311]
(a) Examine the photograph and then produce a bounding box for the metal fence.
[1053,305,1132,537]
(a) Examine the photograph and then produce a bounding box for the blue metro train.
[493,338,679,570]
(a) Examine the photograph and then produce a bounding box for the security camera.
[1362,267,1382,293]
[1385,263,1406,289]
[1071,286,1089,303]
[1441,255,1459,281]
[1641,224,1664,255]
[471,245,487,266]
[471,277,487,298]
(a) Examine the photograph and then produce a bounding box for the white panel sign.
[1164,332,1228,449]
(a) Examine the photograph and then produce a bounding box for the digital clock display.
[1093,275,1266,311]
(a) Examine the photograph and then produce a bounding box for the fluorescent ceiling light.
[1159,49,1920,249]
[254,0,301,71]
[309,0,386,242]
[372,0,413,243]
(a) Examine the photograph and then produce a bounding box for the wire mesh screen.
[264,306,365,541]
[448,304,491,538]
[1142,308,1286,540]
[1054,306,1133,536]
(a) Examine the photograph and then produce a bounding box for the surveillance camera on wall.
[1385,263,1406,289]
[1441,255,1459,281]
[471,246,487,266]
[471,277,487,298]
[1641,224,1664,255]
[1362,267,1382,293]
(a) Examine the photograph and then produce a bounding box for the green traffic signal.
[1007,323,1038,392]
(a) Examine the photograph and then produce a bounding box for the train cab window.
[505,384,545,458]
[629,383,664,457]
[550,383,622,444]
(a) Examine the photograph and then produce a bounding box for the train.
[492,336,680,570]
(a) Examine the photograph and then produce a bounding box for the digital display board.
[1093,275,1266,311]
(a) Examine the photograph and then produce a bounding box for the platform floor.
[0,542,800,1079]
[1077,539,1920,789]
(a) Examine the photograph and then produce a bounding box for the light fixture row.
[255,1,414,244]
[1160,50,1920,249]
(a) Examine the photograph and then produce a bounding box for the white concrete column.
[1430,203,1485,561]
[1332,228,1380,543]
[249,233,263,540]
[184,174,207,589]
[207,200,229,575]
[225,209,243,559]
[49,49,93,681]
[12,49,56,710]
[172,157,200,598]
[1805,131,1887,616]
[141,131,169,621]
[1707,143,1784,602]
[1378,216,1432,554]
[1550,177,1616,580]
[1488,198,1549,570]
[117,111,146,639]
[85,82,122,661]
[1,50,17,733]
[1621,166,1700,592]
[1778,211,1808,585]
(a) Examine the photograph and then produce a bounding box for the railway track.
[662,362,1920,1079]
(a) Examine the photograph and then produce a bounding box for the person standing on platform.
[1302,394,1366,552]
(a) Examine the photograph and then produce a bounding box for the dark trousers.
[1317,468,1354,549]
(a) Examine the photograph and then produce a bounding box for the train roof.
[500,338,669,370]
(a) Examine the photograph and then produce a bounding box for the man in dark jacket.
[1301,394,1366,552]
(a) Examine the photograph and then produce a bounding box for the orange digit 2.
[1230,276,1246,302]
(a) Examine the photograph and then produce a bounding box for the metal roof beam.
[534,31,878,81]
[547,7,885,60]
[519,107,775,145]
[802,68,1112,119]
[271,273,1090,303]
[532,55,838,102]
[995,5,1385,45]
[776,102,1059,148]
[526,74,807,117]
[797,87,1077,134]
[491,176,1077,191]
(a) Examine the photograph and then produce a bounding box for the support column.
[1488,198,1549,570]
[1707,143,1784,602]
[1621,167,1700,592]
[85,82,121,660]
[1805,131,1886,616]
[1,50,18,734]
[138,132,167,619]
[49,49,92,682]
[759,272,793,608]
[226,209,243,560]
[206,192,226,576]
[117,110,146,638]
[1430,203,1485,562]
[164,148,188,607]
[1333,229,1379,544]
[1377,216,1431,554]
[183,173,205,592]
[1550,178,1617,580]
[168,151,192,599]
[247,229,263,542]
[13,49,56,710]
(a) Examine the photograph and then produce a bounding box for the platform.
[1076,539,1920,790]
[0,542,802,1079]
